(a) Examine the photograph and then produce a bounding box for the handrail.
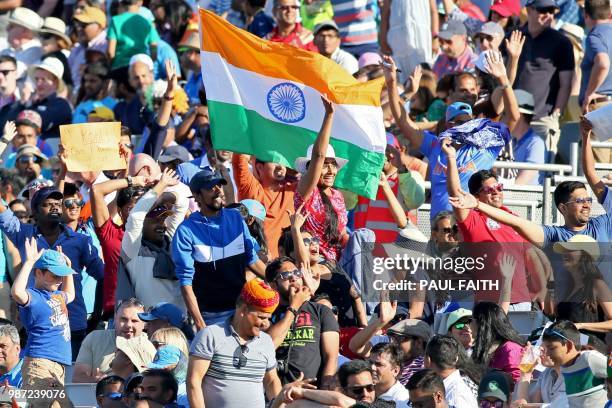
[493,161,572,173]
[591,142,612,148]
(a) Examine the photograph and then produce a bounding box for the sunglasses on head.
[350,384,375,396]
[303,237,320,246]
[276,269,303,281]
[480,400,504,408]
[64,198,85,209]
[479,183,504,194]
[543,328,572,343]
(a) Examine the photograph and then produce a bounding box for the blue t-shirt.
[579,23,612,104]
[512,128,546,185]
[18,288,72,365]
[0,358,22,387]
[153,39,180,80]
[420,131,501,218]
[247,10,274,38]
[543,212,612,246]
[72,96,118,124]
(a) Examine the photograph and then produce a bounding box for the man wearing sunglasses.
[268,0,317,51]
[406,369,451,408]
[95,375,125,407]
[14,144,47,183]
[477,370,512,408]
[542,320,608,407]
[445,141,544,310]
[266,257,339,389]
[513,0,573,155]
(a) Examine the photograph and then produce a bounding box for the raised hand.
[449,190,478,209]
[406,65,423,96]
[289,203,309,230]
[158,167,180,187]
[56,246,72,269]
[440,138,456,158]
[57,143,68,174]
[579,116,593,139]
[289,285,311,309]
[3,121,16,143]
[24,237,44,264]
[379,170,389,187]
[321,94,334,115]
[300,261,320,294]
[485,50,507,81]
[164,59,178,97]
[505,30,525,60]
[381,55,398,85]
[378,291,398,324]
[499,253,516,280]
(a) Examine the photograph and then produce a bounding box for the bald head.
[129,153,160,178]
[128,61,154,92]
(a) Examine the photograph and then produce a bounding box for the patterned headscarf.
[439,118,511,149]
[240,278,280,313]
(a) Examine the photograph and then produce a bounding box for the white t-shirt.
[379,381,410,408]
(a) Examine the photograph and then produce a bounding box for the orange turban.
[240,278,279,314]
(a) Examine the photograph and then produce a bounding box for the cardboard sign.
[60,122,127,172]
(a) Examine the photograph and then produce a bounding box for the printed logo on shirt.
[47,294,71,342]
[432,160,477,177]
[281,311,316,347]
[486,218,501,230]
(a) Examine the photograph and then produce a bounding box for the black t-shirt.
[271,301,339,385]
[513,26,575,119]
[316,261,359,327]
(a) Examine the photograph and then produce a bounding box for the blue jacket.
[172,209,258,313]
[0,210,104,331]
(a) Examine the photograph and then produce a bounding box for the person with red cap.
[187,278,282,408]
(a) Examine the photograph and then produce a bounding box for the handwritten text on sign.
[60,122,127,172]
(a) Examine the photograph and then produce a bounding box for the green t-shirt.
[300,0,334,31]
[108,12,160,69]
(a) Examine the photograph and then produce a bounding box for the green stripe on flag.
[208,100,384,199]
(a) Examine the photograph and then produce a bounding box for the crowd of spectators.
[0,0,610,407]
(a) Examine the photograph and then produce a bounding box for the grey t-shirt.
[190,319,277,408]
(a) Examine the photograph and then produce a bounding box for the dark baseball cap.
[188,168,227,193]
[439,20,467,40]
[526,0,559,9]
[478,370,511,402]
[158,145,191,164]
[30,186,63,212]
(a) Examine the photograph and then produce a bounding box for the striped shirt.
[561,351,608,408]
[330,0,378,46]
[190,318,277,407]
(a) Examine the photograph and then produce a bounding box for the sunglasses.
[436,225,458,234]
[479,183,504,194]
[453,320,472,330]
[303,237,320,246]
[276,5,299,10]
[276,269,303,281]
[480,400,505,408]
[388,333,414,343]
[98,392,123,400]
[565,197,592,205]
[350,384,375,396]
[17,155,42,164]
[0,69,15,76]
[64,198,85,209]
[233,344,249,369]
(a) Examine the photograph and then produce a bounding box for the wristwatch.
[287,307,299,317]
[126,176,133,188]
[0,136,10,145]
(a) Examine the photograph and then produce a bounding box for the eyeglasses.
[536,6,557,14]
[565,197,592,205]
[233,344,249,369]
[436,225,458,235]
[276,5,299,10]
[480,400,505,408]
[276,269,303,281]
[479,183,504,194]
[64,199,85,209]
[98,392,123,400]
[0,69,15,76]
[303,237,320,246]
[453,320,472,330]
[350,384,375,396]
[17,155,42,164]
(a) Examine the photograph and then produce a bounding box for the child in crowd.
[11,237,75,407]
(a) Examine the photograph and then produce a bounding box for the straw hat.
[39,17,72,46]
[553,235,600,262]
[8,7,43,31]
[28,57,64,83]
[73,6,107,28]
[294,144,348,174]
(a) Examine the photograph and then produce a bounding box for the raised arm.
[379,172,407,228]
[267,287,311,348]
[289,204,311,268]
[348,299,396,357]
[91,176,150,228]
[0,121,16,157]
[449,191,545,245]
[57,246,76,304]
[297,97,334,200]
[11,237,43,305]
[580,117,607,204]
[505,31,525,87]
[156,60,177,128]
[486,51,520,130]
[442,138,469,222]
[382,57,424,150]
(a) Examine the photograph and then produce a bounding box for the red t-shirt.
[460,2,487,21]
[95,219,125,314]
[458,207,530,303]
[339,326,363,360]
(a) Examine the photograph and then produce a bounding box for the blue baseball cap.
[188,168,227,193]
[30,186,63,212]
[148,345,182,369]
[137,302,186,328]
[241,199,266,222]
[445,102,473,122]
[34,250,74,276]
[526,0,559,9]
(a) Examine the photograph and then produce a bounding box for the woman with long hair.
[553,235,612,337]
[294,96,348,261]
[471,301,526,383]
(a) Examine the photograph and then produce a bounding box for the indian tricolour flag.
[199,9,386,198]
